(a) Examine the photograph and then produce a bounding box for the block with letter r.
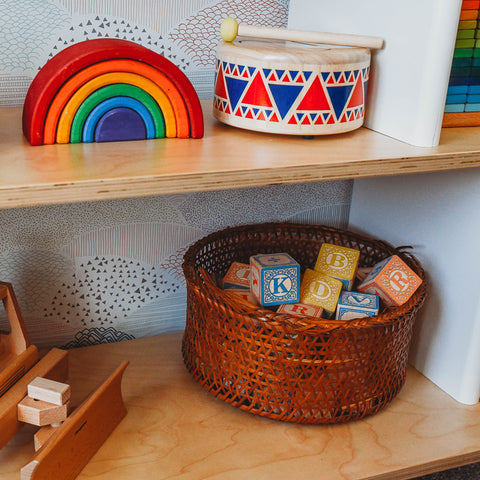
[277,302,323,318]
[358,255,422,307]
[250,253,300,306]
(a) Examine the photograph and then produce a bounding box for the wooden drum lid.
[213,39,371,135]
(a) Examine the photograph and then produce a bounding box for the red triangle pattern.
[214,66,228,99]
[297,76,330,111]
[242,72,273,107]
[347,74,364,109]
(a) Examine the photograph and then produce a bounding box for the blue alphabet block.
[250,253,300,306]
[335,291,379,320]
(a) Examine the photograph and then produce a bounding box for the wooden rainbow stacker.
[23,38,204,145]
[0,281,128,480]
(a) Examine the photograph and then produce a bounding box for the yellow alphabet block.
[314,243,360,290]
[300,268,343,317]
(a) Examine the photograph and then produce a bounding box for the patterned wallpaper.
[0,0,353,349]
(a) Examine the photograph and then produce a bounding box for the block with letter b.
[250,253,300,306]
[277,302,323,318]
[335,291,379,320]
[358,255,422,307]
[223,262,250,289]
[315,243,360,290]
[300,268,343,317]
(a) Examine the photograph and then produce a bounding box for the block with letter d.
[358,255,422,307]
[335,291,379,320]
[277,302,323,318]
[315,243,360,290]
[300,268,343,317]
[250,253,300,306]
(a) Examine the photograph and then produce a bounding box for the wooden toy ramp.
[21,361,129,480]
[0,281,39,398]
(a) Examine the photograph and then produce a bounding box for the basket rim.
[182,222,427,334]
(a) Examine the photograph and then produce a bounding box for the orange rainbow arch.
[23,39,204,146]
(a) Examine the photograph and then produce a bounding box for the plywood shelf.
[1,333,480,480]
[1,101,480,208]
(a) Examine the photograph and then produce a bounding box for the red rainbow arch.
[23,39,204,146]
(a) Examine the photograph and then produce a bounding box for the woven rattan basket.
[182,223,426,424]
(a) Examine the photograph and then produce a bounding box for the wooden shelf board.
[1,102,480,208]
[1,332,480,480]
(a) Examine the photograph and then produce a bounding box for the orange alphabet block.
[223,262,251,289]
[358,255,422,307]
[277,302,323,318]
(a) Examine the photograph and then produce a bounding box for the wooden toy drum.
[213,39,370,136]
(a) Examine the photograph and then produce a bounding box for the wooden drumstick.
[220,17,384,50]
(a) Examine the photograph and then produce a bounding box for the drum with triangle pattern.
[214,39,370,135]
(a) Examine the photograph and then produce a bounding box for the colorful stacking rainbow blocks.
[250,253,300,306]
[444,0,480,126]
[22,39,204,145]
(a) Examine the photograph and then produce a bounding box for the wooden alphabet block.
[300,268,343,317]
[277,302,323,318]
[314,243,360,290]
[224,288,259,306]
[358,255,422,307]
[17,396,68,427]
[28,377,71,406]
[250,253,300,306]
[223,262,251,289]
[356,266,372,283]
[335,291,379,320]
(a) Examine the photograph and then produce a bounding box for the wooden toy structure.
[443,0,480,126]
[213,18,382,136]
[0,281,128,480]
[23,38,204,145]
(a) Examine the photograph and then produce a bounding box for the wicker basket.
[182,223,426,424]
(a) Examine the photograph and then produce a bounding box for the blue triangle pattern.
[248,66,256,76]
[304,71,312,81]
[327,85,354,120]
[263,68,272,78]
[269,84,304,119]
[321,72,330,82]
[225,77,249,111]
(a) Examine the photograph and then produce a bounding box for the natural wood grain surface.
[1,333,479,480]
[1,102,480,209]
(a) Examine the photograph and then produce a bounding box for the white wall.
[349,170,480,404]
